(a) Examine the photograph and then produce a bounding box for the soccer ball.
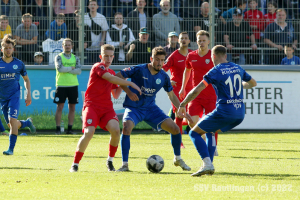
[146,155,164,173]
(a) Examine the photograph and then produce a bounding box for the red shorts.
[187,98,216,117]
[82,105,119,132]
[171,86,192,113]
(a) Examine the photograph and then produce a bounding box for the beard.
[161,8,170,14]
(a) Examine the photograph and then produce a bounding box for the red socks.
[73,151,84,164]
[215,132,218,145]
[109,144,118,157]
[175,117,183,134]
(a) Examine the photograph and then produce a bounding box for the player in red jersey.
[179,30,218,154]
[163,32,193,148]
[69,44,141,173]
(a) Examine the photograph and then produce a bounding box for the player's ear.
[150,56,153,62]
[99,55,102,60]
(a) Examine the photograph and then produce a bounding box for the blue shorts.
[197,107,244,133]
[0,97,20,124]
[123,105,170,131]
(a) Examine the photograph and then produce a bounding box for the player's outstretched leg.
[174,117,185,148]
[117,120,134,172]
[189,130,214,176]
[70,127,95,172]
[162,118,191,171]
[3,134,16,155]
[19,118,36,133]
[106,119,121,172]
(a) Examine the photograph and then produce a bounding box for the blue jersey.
[120,64,173,108]
[281,56,300,65]
[0,57,27,100]
[203,62,251,114]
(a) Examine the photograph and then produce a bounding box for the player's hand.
[275,45,283,51]
[177,107,186,118]
[178,89,185,100]
[130,82,142,96]
[184,112,194,125]
[25,93,32,106]
[171,80,177,87]
[129,44,135,51]
[124,44,129,50]
[71,66,75,70]
[226,44,234,50]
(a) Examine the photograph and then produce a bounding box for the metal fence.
[0,0,299,65]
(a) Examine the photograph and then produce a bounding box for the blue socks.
[0,120,5,132]
[9,134,17,152]
[20,119,30,129]
[121,134,130,162]
[189,130,210,159]
[206,133,216,162]
[171,133,181,156]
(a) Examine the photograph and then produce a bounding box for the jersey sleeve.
[242,69,252,82]
[162,54,173,72]
[163,73,173,92]
[185,54,192,69]
[203,67,218,85]
[120,65,140,78]
[20,62,27,77]
[94,64,108,78]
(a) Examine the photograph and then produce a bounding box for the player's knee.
[122,124,132,135]
[170,124,180,135]
[110,127,120,138]
[83,128,94,139]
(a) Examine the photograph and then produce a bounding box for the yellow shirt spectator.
[0,25,11,39]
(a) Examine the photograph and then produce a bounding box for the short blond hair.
[22,13,33,20]
[1,34,16,47]
[212,45,227,57]
[56,13,65,20]
[62,38,73,46]
[101,44,115,53]
[0,15,8,21]
[196,30,210,39]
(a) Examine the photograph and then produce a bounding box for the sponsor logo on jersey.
[205,59,210,64]
[98,65,105,70]
[291,61,295,65]
[113,115,118,120]
[192,60,198,62]
[55,97,59,102]
[220,67,241,75]
[227,99,243,104]
[156,78,161,84]
[1,73,15,79]
[123,67,131,71]
[142,77,148,80]
[234,103,242,110]
[141,86,156,94]
[178,60,184,62]
[87,119,92,124]
[13,65,18,70]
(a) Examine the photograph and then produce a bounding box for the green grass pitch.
[0,131,299,199]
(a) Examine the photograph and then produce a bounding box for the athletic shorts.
[0,96,20,124]
[196,108,244,133]
[82,105,119,132]
[123,105,169,131]
[187,98,216,117]
[53,86,78,104]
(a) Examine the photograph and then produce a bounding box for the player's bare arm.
[111,87,123,99]
[180,81,207,108]
[103,72,142,95]
[22,75,32,106]
[179,68,191,100]
[242,78,257,89]
[115,71,139,101]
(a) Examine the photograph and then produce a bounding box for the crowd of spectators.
[1,0,300,65]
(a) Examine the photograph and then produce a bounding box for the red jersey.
[84,62,118,109]
[264,12,276,28]
[163,49,193,92]
[244,9,264,39]
[185,49,216,100]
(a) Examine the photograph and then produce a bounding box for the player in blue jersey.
[178,45,257,176]
[115,46,192,172]
[0,34,36,155]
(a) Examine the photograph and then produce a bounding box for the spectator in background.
[68,10,92,52]
[0,0,22,34]
[244,0,264,64]
[53,0,79,27]
[283,0,300,19]
[84,0,109,64]
[224,8,257,65]
[26,0,49,43]
[220,0,247,24]
[0,15,11,42]
[14,13,38,63]
[264,1,277,27]
[264,9,298,64]
[106,12,135,64]
[281,43,300,65]
[117,0,134,18]
[164,31,179,59]
[47,13,67,41]
[126,0,151,39]
[97,0,114,19]
[126,27,154,64]
[34,51,44,65]
[153,0,180,47]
